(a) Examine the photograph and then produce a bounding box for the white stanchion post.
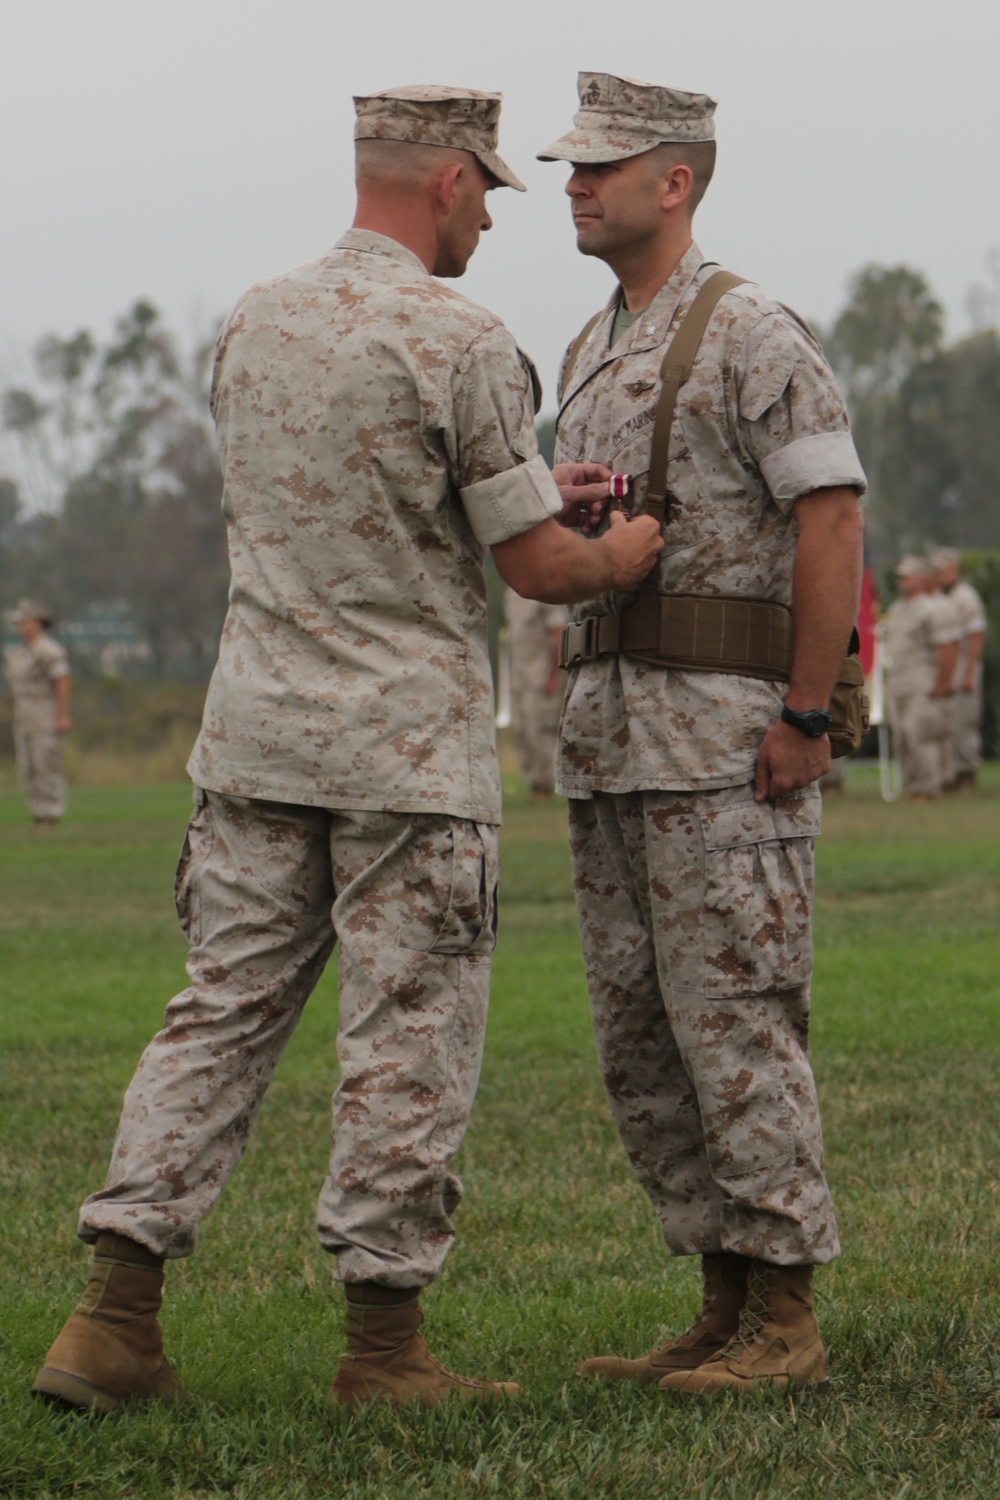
[495,625,511,729]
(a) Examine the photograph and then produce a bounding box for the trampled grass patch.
[1,765,999,1497]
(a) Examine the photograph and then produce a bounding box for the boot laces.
[426,1351,492,1392]
[725,1262,772,1354]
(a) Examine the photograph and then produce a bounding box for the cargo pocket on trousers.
[173,787,213,947]
[397,819,499,957]
[701,794,820,997]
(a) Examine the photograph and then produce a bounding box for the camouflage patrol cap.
[354,85,526,191]
[928,546,959,570]
[537,72,717,163]
[10,597,52,625]
[896,555,933,579]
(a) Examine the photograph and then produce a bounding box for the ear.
[660,162,694,214]
[433,161,465,215]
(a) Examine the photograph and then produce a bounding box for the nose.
[565,167,590,198]
[482,206,493,231]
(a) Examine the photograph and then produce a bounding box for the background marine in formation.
[3,598,71,828]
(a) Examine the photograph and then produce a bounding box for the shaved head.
[646,140,717,212]
[352,137,495,280]
[355,138,480,193]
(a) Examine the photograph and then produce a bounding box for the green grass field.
[2,763,999,1499]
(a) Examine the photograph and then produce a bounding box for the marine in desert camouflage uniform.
[507,592,566,797]
[928,546,987,789]
[33,86,662,1415]
[538,73,866,1393]
[884,555,960,800]
[3,599,71,826]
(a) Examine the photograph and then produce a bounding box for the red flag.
[857,566,877,675]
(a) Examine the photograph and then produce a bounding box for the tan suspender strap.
[558,268,782,680]
[559,311,604,400]
[644,269,746,527]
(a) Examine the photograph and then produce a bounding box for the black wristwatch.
[780,706,832,739]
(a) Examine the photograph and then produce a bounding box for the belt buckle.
[583,617,600,657]
[560,615,603,669]
[560,620,584,669]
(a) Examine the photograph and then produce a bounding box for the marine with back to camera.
[31,84,662,1414]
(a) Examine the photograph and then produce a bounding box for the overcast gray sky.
[3,0,998,411]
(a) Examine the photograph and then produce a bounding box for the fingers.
[555,486,611,513]
[606,511,662,544]
[555,476,613,535]
[555,493,609,533]
[634,515,663,544]
[602,512,664,587]
[576,503,606,536]
[632,514,665,565]
[551,461,612,487]
[754,746,771,802]
[755,723,829,802]
[575,461,613,484]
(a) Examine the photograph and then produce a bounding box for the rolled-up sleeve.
[460,452,563,545]
[929,597,961,646]
[760,430,867,503]
[40,639,70,680]
[736,312,867,511]
[447,324,562,545]
[962,587,987,635]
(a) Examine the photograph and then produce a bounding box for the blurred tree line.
[1,259,998,684]
[819,261,1000,753]
[820,257,1000,566]
[0,302,227,676]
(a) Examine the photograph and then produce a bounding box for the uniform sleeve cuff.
[760,432,868,507]
[460,453,563,546]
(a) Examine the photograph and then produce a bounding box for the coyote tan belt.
[558,591,793,682]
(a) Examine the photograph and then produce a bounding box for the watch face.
[782,707,831,737]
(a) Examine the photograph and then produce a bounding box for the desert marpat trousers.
[568,785,840,1266]
[14,726,66,820]
[79,790,497,1287]
[888,692,951,797]
[951,686,983,779]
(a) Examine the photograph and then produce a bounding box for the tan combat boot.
[578,1253,748,1385]
[32,1233,183,1413]
[658,1259,828,1394]
[329,1283,519,1408]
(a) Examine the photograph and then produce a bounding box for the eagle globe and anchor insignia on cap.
[537,72,717,163]
[581,76,603,108]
